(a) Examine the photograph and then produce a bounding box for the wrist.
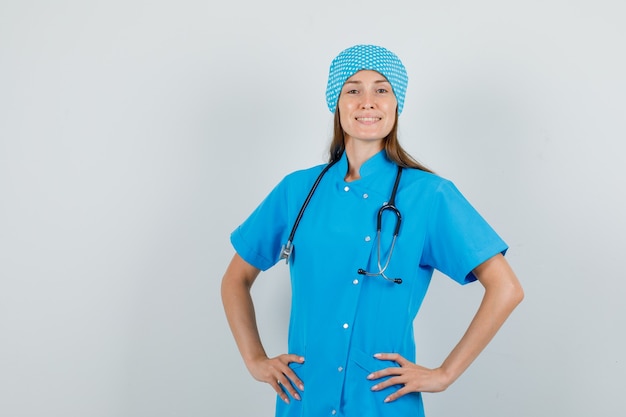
[243,352,268,370]
[436,365,457,390]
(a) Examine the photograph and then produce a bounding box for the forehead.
[344,70,390,83]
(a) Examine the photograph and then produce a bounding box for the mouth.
[355,117,382,123]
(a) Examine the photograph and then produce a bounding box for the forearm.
[221,254,306,403]
[221,254,267,368]
[439,255,524,386]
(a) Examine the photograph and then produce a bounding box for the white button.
[344,186,350,192]
[331,410,337,415]
[364,236,371,242]
[342,323,349,329]
[338,366,344,372]
[362,193,368,199]
[353,279,359,285]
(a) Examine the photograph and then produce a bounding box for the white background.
[1,1,625,416]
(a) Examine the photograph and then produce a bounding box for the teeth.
[357,117,380,121]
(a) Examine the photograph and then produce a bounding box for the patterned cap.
[326,44,408,114]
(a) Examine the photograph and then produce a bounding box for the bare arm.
[221,253,304,404]
[369,253,524,402]
[437,253,524,384]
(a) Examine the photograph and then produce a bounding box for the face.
[337,70,398,146]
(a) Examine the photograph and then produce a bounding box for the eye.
[344,89,359,94]
[376,88,389,94]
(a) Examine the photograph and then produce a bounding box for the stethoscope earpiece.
[279,241,293,263]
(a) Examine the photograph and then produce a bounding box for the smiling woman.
[339,71,397,149]
[221,44,523,417]
[326,45,433,176]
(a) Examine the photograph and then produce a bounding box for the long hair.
[328,110,434,173]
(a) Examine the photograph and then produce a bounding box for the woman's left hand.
[367,353,451,402]
[369,256,524,404]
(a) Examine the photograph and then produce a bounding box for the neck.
[343,138,384,182]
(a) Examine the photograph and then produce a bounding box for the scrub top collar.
[333,149,396,181]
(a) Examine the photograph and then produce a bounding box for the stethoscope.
[280,159,404,285]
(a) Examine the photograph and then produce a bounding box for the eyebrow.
[343,79,391,85]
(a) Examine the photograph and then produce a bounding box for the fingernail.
[366,373,374,380]
[294,393,301,401]
[299,384,304,390]
[373,353,382,358]
[300,357,305,362]
[384,397,391,403]
[283,397,290,404]
[371,384,378,391]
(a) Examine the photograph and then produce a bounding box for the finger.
[374,352,409,366]
[255,355,304,402]
[273,359,303,400]
[281,367,305,392]
[271,380,291,404]
[281,354,305,365]
[366,366,403,381]
[278,355,305,391]
[276,375,302,401]
[370,375,403,391]
[384,386,411,403]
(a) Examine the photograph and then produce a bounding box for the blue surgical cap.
[326,44,408,114]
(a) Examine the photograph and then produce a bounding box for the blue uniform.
[231,150,508,417]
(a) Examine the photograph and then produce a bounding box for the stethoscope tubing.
[280,160,404,285]
[280,159,339,262]
[360,165,403,284]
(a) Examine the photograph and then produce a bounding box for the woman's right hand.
[222,255,304,404]
[247,354,305,404]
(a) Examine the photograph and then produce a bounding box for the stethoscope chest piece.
[358,165,404,284]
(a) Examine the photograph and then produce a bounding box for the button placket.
[334,181,378,417]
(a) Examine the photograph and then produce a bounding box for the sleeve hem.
[457,245,509,285]
[230,227,275,271]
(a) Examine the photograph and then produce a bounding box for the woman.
[221,44,523,417]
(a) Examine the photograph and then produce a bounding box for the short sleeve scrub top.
[231,150,508,417]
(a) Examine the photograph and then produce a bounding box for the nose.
[360,91,375,109]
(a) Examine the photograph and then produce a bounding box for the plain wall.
[1,0,624,416]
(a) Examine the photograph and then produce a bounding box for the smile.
[356,117,381,122]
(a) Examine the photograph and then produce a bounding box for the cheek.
[339,114,354,134]
[338,101,355,125]
[337,97,354,113]
[384,99,398,113]
[385,105,398,125]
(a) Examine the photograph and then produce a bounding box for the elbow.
[486,274,524,311]
[517,284,526,304]
[476,254,524,311]
[514,285,525,307]
[507,280,525,309]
